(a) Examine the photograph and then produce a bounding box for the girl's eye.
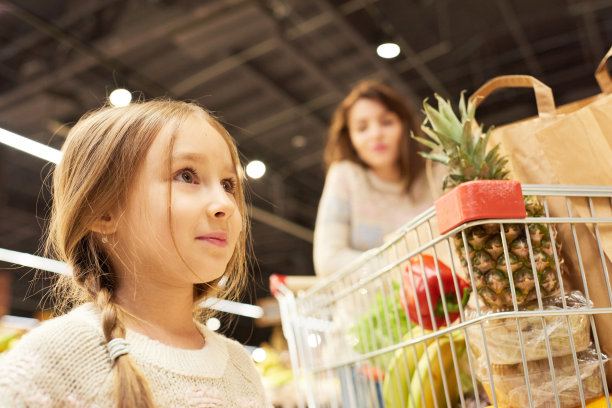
[176,168,197,184]
[222,178,237,194]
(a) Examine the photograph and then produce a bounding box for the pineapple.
[413,93,562,309]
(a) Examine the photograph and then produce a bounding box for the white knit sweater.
[313,160,443,277]
[0,303,267,407]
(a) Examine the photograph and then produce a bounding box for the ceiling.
[1,0,611,345]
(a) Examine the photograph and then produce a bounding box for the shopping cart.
[272,185,612,408]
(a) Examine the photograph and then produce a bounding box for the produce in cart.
[382,325,433,407]
[412,92,563,310]
[400,254,470,330]
[466,291,591,365]
[352,281,411,356]
[475,345,608,408]
[382,328,471,408]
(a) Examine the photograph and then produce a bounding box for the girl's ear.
[89,213,118,235]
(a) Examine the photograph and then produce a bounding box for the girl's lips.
[197,232,228,247]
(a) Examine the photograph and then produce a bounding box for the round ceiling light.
[205,317,221,331]
[252,347,267,363]
[109,88,132,107]
[246,160,266,179]
[376,42,401,59]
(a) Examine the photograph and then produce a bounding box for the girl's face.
[347,97,403,174]
[111,115,242,287]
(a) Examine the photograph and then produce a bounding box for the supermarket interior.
[1,1,612,407]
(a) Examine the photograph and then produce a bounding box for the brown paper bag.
[468,46,612,387]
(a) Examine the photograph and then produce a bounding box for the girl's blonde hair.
[324,80,425,191]
[45,99,249,408]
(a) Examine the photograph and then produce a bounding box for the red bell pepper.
[401,254,470,331]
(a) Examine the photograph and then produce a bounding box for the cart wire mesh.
[274,185,612,408]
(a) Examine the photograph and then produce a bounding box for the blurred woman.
[313,80,442,277]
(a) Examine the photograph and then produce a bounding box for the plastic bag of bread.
[466,291,591,364]
[475,345,608,408]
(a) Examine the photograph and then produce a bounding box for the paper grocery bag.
[468,46,612,387]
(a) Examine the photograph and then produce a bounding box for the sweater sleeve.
[0,312,113,407]
[313,162,363,277]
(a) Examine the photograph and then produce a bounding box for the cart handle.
[270,274,319,297]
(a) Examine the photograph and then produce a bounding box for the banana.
[0,332,21,353]
[382,326,433,408]
[407,331,467,408]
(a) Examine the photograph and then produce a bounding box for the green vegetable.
[352,282,411,356]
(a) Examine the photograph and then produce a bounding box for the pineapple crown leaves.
[411,91,510,191]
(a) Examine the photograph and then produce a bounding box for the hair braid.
[82,274,155,408]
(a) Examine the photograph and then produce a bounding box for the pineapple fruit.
[413,93,562,309]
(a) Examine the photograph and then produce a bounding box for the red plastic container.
[434,180,526,235]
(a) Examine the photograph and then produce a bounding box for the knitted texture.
[0,303,267,407]
[313,160,442,276]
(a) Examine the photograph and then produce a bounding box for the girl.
[313,80,443,277]
[0,100,267,407]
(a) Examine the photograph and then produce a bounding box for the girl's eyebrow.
[172,151,237,175]
[173,152,206,163]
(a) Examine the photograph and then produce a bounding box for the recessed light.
[246,160,266,179]
[205,317,221,331]
[252,347,267,363]
[109,88,132,107]
[291,135,307,148]
[376,42,401,59]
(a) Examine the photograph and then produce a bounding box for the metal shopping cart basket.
[272,185,612,408]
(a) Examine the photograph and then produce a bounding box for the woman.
[313,80,442,277]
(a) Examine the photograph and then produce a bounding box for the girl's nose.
[207,185,235,218]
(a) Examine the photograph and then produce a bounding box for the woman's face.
[347,98,403,174]
[111,115,242,287]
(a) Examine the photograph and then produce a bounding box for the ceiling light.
[200,297,264,319]
[109,88,132,107]
[0,248,70,275]
[205,317,221,331]
[291,135,307,148]
[0,127,62,163]
[1,315,40,330]
[252,347,267,363]
[376,42,401,59]
[246,160,266,179]
[0,248,263,318]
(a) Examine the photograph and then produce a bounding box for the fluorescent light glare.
[0,248,70,275]
[246,160,266,179]
[109,88,132,107]
[0,248,262,319]
[376,42,401,59]
[205,317,221,331]
[0,127,62,164]
[252,347,267,363]
[1,315,40,330]
[200,297,264,319]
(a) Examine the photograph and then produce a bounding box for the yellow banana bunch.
[0,332,21,353]
[382,326,434,408]
[407,330,467,408]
